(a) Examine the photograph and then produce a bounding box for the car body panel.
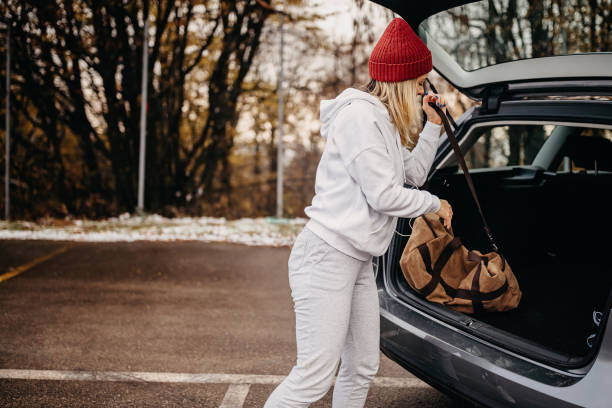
[422,39,612,99]
[379,285,612,408]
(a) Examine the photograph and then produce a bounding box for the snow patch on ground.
[0,213,308,247]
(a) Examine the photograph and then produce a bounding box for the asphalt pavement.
[0,239,458,407]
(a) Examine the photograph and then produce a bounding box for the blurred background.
[0,0,607,222]
[0,0,480,224]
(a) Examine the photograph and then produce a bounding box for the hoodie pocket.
[368,212,389,235]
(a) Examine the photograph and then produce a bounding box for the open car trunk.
[387,123,612,368]
[371,0,612,371]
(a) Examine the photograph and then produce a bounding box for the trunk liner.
[465,260,608,357]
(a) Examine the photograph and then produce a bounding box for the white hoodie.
[304,87,443,261]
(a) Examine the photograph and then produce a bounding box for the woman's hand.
[422,92,447,125]
[436,199,453,229]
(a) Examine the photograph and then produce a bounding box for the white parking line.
[0,369,428,388]
[219,384,251,408]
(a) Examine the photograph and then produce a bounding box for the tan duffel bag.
[399,213,522,314]
[399,97,522,314]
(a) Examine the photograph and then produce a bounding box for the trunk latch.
[481,84,508,114]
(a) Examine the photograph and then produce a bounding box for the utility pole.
[253,0,292,223]
[276,13,284,218]
[137,11,149,214]
[4,23,10,221]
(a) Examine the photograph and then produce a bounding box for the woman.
[264,17,453,408]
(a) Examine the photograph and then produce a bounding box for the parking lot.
[0,239,458,407]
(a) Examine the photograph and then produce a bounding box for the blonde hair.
[361,78,423,151]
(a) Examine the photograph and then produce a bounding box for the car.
[369,1,612,407]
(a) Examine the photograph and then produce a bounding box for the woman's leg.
[332,256,380,408]
[264,227,364,408]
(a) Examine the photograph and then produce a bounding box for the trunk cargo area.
[390,166,612,363]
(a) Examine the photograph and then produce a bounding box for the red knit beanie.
[369,18,432,82]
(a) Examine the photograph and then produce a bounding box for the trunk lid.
[370,0,612,99]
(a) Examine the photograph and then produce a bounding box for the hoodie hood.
[319,87,389,140]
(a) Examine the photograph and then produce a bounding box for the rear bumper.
[380,340,487,408]
[378,287,612,408]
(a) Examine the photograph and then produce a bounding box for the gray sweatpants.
[264,226,380,407]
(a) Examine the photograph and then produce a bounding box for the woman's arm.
[332,104,441,217]
[345,145,441,217]
[402,120,442,187]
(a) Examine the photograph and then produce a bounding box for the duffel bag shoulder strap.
[429,102,500,253]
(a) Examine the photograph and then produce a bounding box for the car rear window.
[464,124,553,169]
[419,0,611,72]
[440,124,612,172]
